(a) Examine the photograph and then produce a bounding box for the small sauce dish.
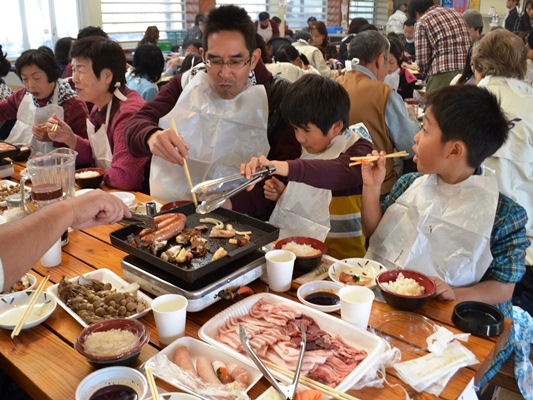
[297,280,343,313]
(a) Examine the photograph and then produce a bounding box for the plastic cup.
[265,249,296,292]
[339,286,375,330]
[151,294,188,345]
[40,238,62,267]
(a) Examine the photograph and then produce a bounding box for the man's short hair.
[259,12,270,21]
[471,29,527,80]
[71,36,126,93]
[15,47,60,82]
[407,0,435,20]
[348,30,389,65]
[293,30,313,43]
[77,26,108,40]
[425,85,509,168]
[463,9,483,29]
[282,74,350,135]
[203,5,257,55]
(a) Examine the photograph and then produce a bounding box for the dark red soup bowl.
[376,269,436,311]
[275,236,328,272]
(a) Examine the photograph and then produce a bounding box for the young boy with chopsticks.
[361,84,529,386]
[241,74,373,259]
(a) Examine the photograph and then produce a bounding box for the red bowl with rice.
[376,269,436,311]
[274,236,328,271]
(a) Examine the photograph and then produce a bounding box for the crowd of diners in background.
[0,2,532,395]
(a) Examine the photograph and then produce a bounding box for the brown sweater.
[336,70,397,194]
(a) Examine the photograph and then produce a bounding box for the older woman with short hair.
[472,29,533,317]
[46,37,150,191]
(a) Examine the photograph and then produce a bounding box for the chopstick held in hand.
[11,275,50,339]
[349,150,409,167]
[170,119,198,207]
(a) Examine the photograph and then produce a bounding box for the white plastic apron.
[150,72,269,201]
[8,84,63,155]
[366,173,499,287]
[87,89,127,170]
[269,129,360,241]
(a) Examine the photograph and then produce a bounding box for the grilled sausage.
[139,214,181,238]
[141,213,187,243]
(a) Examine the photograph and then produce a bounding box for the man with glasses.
[125,5,300,220]
[337,30,419,195]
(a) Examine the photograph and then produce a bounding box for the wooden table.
[0,162,512,400]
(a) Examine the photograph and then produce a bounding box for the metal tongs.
[119,203,158,230]
[192,166,276,214]
[239,323,306,400]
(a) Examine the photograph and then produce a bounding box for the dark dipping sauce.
[89,385,138,400]
[304,291,340,306]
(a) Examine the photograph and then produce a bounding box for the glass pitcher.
[20,148,78,213]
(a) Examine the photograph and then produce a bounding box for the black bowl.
[75,318,149,368]
[75,168,105,189]
[452,301,504,337]
[275,236,328,271]
[9,145,32,162]
[376,269,436,311]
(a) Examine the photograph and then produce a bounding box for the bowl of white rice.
[376,269,436,311]
[75,167,105,189]
[275,236,328,271]
[75,318,149,368]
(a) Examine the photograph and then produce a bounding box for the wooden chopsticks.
[50,123,58,132]
[262,360,361,400]
[145,367,159,400]
[349,151,409,167]
[11,275,49,339]
[170,119,198,207]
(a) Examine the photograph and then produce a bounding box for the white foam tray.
[199,293,384,394]
[47,268,152,327]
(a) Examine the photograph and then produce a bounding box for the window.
[349,0,389,28]
[2,0,79,59]
[101,0,186,48]
[216,0,326,30]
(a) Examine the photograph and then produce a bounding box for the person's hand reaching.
[263,176,285,201]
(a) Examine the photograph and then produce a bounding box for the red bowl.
[160,200,192,211]
[275,236,328,271]
[376,269,436,311]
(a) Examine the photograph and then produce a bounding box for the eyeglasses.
[204,58,251,70]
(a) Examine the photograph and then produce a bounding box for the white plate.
[75,188,94,197]
[47,269,152,327]
[328,258,387,288]
[76,366,147,400]
[111,191,137,207]
[199,293,384,394]
[1,273,37,297]
[0,290,57,330]
[147,336,261,397]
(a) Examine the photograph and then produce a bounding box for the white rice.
[281,241,321,257]
[76,170,100,179]
[382,273,425,296]
[84,329,139,357]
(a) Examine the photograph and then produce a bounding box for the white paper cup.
[339,286,375,330]
[40,238,62,267]
[265,249,296,292]
[151,294,188,345]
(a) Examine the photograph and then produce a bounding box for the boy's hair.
[408,0,435,20]
[293,30,314,43]
[15,48,60,82]
[203,5,257,55]
[77,26,108,40]
[425,85,509,168]
[471,29,527,80]
[275,45,301,63]
[71,37,126,93]
[387,33,404,66]
[404,18,416,27]
[348,17,370,34]
[348,30,389,65]
[282,74,349,135]
[132,44,165,82]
